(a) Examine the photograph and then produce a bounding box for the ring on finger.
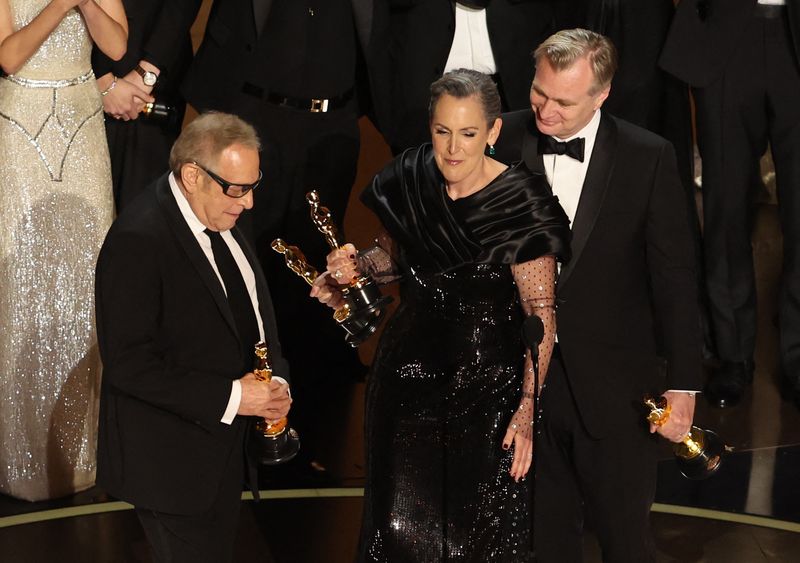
[334,269,343,279]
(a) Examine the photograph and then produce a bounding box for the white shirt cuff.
[221,379,242,425]
[666,389,700,395]
[273,376,290,398]
[220,376,290,425]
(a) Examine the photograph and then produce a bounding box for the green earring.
[488,145,496,156]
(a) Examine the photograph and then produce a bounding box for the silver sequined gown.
[0,0,114,501]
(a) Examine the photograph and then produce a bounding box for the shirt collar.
[169,172,212,236]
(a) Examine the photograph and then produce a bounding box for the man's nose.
[241,190,255,210]
[539,98,556,117]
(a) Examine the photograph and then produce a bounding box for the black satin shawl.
[361,144,571,274]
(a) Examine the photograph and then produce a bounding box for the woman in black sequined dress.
[312,69,570,562]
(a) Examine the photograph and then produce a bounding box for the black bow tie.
[538,135,585,162]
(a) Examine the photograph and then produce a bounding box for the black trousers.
[534,350,658,563]
[136,448,244,563]
[693,9,800,376]
[226,93,364,457]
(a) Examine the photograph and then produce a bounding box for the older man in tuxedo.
[96,112,292,562]
[495,29,703,562]
[177,1,392,470]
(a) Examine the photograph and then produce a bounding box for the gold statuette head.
[271,239,319,285]
[306,190,341,249]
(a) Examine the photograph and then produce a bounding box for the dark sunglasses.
[192,161,262,198]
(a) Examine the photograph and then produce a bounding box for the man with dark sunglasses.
[95,112,292,562]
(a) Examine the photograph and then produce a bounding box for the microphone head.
[521,315,545,349]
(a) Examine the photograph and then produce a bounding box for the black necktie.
[206,229,260,369]
[538,135,586,163]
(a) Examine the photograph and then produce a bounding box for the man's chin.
[535,119,559,136]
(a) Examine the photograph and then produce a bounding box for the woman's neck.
[446,157,507,200]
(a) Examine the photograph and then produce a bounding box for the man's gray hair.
[169,112,261,174]
[429,68,501,126]
[533,28,618,94]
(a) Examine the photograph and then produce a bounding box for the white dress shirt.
[169,174,286,423]
[444,3,497,74]
[542,110,602,224]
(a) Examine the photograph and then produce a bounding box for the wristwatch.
[135,64,158,87]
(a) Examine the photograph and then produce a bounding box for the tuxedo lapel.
[253,0,274,36]
[521,113,545,175]
[557,114,617,290]
[155,178,240,340]
[352,0,374,51]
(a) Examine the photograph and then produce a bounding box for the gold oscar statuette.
[249,341,299,465]
[644,395,725,480]
[271,239,352,326]
[303,190,393,346]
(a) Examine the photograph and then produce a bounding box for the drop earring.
[488,144,496,156]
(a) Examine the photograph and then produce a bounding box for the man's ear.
[180,163,200,194]
[593,85,611,111]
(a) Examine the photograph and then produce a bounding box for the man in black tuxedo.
[178,1,389,462]
[495,29,703,562]
[96,113,292,562]
[660,0,800,409]
[384,0,558,152]
[92,0,196,210]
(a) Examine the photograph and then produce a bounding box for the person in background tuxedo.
[555,0,683,135]
[179,1,389,473]
[92,0,196,211]
[384,0,559,152]
[660,0,800,409]
[495,29,703,562]
[96,113,292,563]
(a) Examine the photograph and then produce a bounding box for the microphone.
[521,315,544,351]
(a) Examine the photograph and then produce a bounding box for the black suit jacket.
[91,0,197,99]
[660,0,800,87]
[180,0,391,130]
[96,174,289,515]
[495,111,703,437]
[385,0,557,149]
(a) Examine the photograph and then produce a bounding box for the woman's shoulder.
[502,160,550,193]
[476,159,553,208]
[362,144,436,206]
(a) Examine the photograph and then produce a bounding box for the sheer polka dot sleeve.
[356,230,402,284]
[508,255,558,440]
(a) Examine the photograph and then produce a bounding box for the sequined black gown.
[358,145,570,562]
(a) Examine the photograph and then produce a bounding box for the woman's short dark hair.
[429,69,501,126]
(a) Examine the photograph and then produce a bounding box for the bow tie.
[538,135,585,162]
